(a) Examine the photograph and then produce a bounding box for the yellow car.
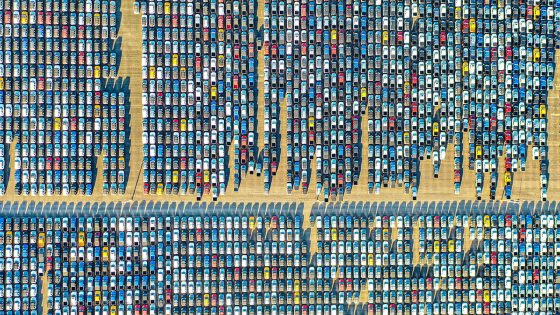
[94,104,101,117]
[204,170,210,183]
[331,29,337,42]
[504,172,512,185]
[433,240,440,253]
[54,118,61,130]
[111,305,117,315]
[95,291,102,304]
[21,12,29,24]
[149,66,156,79]
[540,104,547,118]
[78,232,85,247]
[484,215,491,228]
[94,65,101,79]
[249,216,256,229]
[533,48,540,61]
[172,170,179,183]
[0,78,4,90]
[382,31,389,45]
[38,233,45,248]
[181,119,187,131]
[361,87,367,101]
[476,146,482,159]
[432,122,439,136]
[448,239,455,252]
[164,2,171,14]
[172,54,179,66]
[157,182,164,195]
[403,132,410,145]
[469,18,476,32]
[534,5,540,18]
[331,228,337,241]
[211,86,217,99]
[102,247,109,260]
[455,7,462,19]
[462,62,469,76]
[119,156,125,170]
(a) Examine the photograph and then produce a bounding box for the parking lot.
[0,0,559,313]
[0,200,557,314]
[0,0,558,202]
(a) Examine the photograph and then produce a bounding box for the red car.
[397,31,404,44]
[316,30,323,43]
[338,72,345,85]
[454,170,461,183]
[519,228,526,242]
[504,131,512,144]
[411,102,418,116]
[439,31,447,43]
[505,158,512,170]
[338,279,346,291]
[78,25,85,39]
[491,47,498,61]
[234,45,240,59]
[248,43,255,58]
[533,270,540,282]
[165,289,172,302]
[271,161,278,175]
[240,149,247,164]
[233,75,239,89]
[4,10,11,24]
[225,15,232,30]
[196,173,202,187]
[434,216,441,228]
[331,44,337,57]
[506,47,513,59]
[62,25,69,38]
[505,215,512,227]
[491,252,497,264]
[462,19,469,33]
[46,157,53,170]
